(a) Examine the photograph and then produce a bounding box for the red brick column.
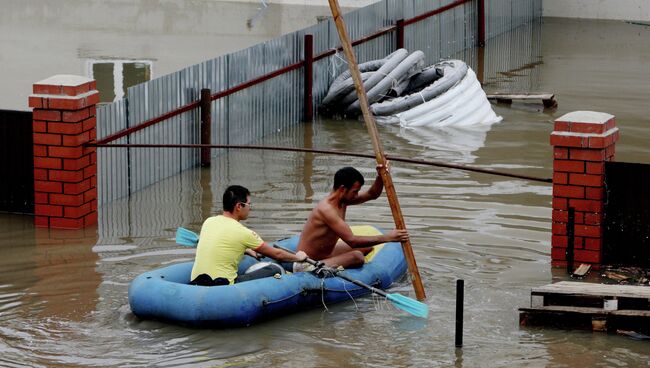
[550,111,619,268]
[28,75,99,229]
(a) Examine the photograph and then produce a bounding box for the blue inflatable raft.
[128,225,407,327]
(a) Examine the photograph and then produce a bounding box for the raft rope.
[317,268,359,312]
[319,277,329,312]
[371,292,387,312]
[342,276,359,311]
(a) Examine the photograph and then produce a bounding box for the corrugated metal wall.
[481,15,542,92]
[96,0,541,206]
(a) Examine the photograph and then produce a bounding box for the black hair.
[333,167,364,190]
[223,185,250,212]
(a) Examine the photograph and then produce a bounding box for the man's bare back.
[296,166,409,269]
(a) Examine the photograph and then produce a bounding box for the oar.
[176,227,199,247]
[274,244,428,318]
[326,0,426,300]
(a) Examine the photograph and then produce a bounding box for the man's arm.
[349,164,387,205]
[321,205,408,247]
[254,242,307,262]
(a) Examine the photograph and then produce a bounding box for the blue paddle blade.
[386,293,429,318]
[176,227,199,247]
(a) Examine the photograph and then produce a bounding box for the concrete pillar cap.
[556,111,615,124]
[35,75,94,87]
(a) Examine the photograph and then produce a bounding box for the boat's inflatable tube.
[345,50,425,115]
[370,60,468,116]
[128,226,406,328]
[379,68,501,127]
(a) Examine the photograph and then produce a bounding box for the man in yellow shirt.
[191,185,308,286]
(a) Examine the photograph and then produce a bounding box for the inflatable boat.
[128,226,407,327]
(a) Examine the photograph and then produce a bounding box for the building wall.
[543,0,649,21]
[236,0,650,22]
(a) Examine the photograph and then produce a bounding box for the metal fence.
[480,15,542,92]
[96,0,542,205]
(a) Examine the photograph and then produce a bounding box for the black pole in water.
[566,207,575,274]
[455,279,464,347]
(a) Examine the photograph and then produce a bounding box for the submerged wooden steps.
[486,92,557,108]
[519,281,650,333]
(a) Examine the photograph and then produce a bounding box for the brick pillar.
[550,111,619,268]
[28,75,99,229]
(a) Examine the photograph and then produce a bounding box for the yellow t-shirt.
[190,215,264,284]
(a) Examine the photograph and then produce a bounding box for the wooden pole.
[326,0,426,300]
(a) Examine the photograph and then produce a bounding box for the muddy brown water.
[1,8,650,368]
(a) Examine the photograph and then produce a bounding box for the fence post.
[200,88,211,167]
[477,0,486,47]
[396,19,405,50]
[550,111,619,268]
[303,34,314,122]
[28,75,99,229]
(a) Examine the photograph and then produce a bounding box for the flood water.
[2,9,650,368]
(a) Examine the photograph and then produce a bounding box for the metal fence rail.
[96,0,541,205]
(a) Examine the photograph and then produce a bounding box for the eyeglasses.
[239,202,252,209]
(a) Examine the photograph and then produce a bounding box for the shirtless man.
[296,166,409,269]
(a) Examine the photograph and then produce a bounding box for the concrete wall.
[236,0,650,22]
[543,0,650,21]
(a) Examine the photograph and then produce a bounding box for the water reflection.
[89,60,153,103]
[396,123,497,164]
[30,228,100,321]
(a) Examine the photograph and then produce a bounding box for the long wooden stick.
[326,0,426,300]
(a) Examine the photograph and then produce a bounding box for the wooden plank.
[486,93,557,109]
[520,306,650,317]
[531,281,650,299]
[572,263,591,277]
[486,93,554,100]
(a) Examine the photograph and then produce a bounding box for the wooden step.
[519,306,650,332]
[486,92,557,108]
[531,281,650,299]
[520,305,650,317]
[520,281,650,333]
